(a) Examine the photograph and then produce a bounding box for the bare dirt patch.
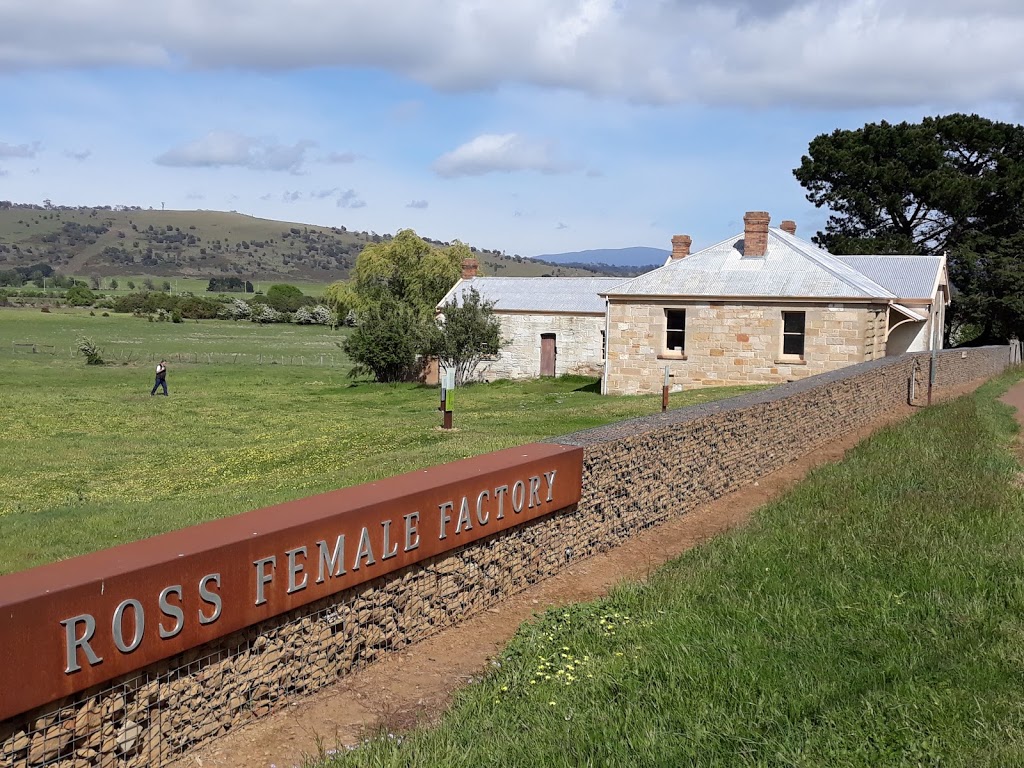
[178,380,989,768]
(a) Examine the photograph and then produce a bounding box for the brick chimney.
[743,211,771,257]
[670,234,692,260]
[780,220,797,236]
[461,257,479,279]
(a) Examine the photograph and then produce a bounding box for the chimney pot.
[780,220,797,236]
[743,211,771,257]
[461,257,479,280]
[670,234,692,260]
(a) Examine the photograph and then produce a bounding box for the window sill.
[774,358,807,366]
[658,353,688,361]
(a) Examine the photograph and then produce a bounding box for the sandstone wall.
[605,299,887,394]
[476,312,605,380]
[1,346,1012,768]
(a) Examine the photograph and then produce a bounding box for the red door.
[540,334,556,377]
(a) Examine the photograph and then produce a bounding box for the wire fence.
[8,342,351,368]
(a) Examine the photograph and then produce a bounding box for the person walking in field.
[151,360,168,396]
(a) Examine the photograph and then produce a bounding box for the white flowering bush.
[250,303,282,324]
[222,297,252,321]
[294,304,336,325]
[311,304,335,325]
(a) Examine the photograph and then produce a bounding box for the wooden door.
[540,334,556,377]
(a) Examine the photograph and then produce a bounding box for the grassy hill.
[0,203,609,284]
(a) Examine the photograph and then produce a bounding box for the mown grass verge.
[325,370,1024,767]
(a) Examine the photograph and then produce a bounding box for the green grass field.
[0,306,352,364]
[0,308,763,574]
[326,370,1024,767]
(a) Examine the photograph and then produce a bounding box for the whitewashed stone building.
[602,212,949,395]
[438,261,625,380]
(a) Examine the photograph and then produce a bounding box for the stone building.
[438,259,624,380]
[602,212,949,395]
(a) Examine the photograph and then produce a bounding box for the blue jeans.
[151,378,168,396]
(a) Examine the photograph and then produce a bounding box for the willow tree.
[326,229,474,381]
[325,229,469,320]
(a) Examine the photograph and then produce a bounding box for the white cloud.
[336,189,366,209]
[1,2,1024,108]
[305,188,366,207]
[282,190,302,203]
[63,149,91,161]
[406,199,429,209]
[155,132,315,173]
[556,221,568,230]
[434,133,571,178]
[0,140,41,158]
[323,151,357,164]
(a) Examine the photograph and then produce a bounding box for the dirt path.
[1000,381,1024,428]
[178,380,990,768]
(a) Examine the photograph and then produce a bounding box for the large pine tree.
[794,114,1024,343]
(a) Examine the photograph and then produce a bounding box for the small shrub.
[76,336,104,365]
[40,306,50,313]
[89,310,96,316]
[101,312,109,317]
[171,311,183,323]
[66,284,96,307]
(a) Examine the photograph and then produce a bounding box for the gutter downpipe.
[928,302,937,406]
[601,297,611,395]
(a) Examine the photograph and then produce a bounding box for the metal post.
[661,366,670,412]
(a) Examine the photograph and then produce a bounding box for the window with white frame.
[665,309,686,355]
[782,311,806,357]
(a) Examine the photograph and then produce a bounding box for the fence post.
[662,366,670,413]
[441,369,455,430]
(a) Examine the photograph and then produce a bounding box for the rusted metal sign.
[0,442,583,721]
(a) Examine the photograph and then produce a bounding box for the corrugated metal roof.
[611,228,897,299]
[834,255,943,300]
[438,276,628,314]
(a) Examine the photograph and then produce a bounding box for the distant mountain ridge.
[533,246,669,269]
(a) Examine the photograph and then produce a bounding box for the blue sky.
[1,1,1023,258]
